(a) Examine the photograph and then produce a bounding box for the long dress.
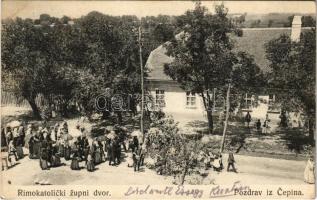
[40,148,49,170]
[64,146,71,161]
[71,152,80,170]
[58,141,65,157]
[304,159,315,184]
[86,154,95,172]
[94,147,102,164]
[16,136,24,159]
[32,136,41,159]
[51,154,61,167]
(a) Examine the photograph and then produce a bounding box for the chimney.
[291,16,302,42]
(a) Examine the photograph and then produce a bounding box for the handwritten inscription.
[124,181,249,198]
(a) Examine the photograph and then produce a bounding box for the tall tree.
[2,17,53,119]
[265,29,316,137]
[164,2,265,134]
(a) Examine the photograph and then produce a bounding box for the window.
[243,93,253,109]
[186,91,196,108]
[155,89,165,108]
[268,94,276,111]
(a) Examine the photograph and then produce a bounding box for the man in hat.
[227,149,237,173]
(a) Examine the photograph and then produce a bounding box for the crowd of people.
[1,120,146,172]
[199,150,237,173]
[1,125,25,166]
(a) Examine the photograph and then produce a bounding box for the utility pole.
[138,26,144,137]
[220,82,231,153]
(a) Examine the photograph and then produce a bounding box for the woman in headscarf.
[304,155,315,184]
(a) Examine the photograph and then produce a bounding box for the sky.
[2,1,316,20]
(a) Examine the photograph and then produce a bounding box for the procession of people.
[1,120,146,173]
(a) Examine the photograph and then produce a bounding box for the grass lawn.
[182,117,314,161]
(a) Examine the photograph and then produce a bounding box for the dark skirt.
[58,145,65,157]
[16,146,24,159]
[51,155,61,167]
[94,152,102,164]
[71,158,80,170]
[40,158,49,170]
[64,147,71,160]
[86,161,95,172]
[33,142,41,159]
[83,148,89,160]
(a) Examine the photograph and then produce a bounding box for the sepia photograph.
[0,0,316,199]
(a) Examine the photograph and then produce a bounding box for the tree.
[3,12,172,121]
[268,19,274,27]
[164,2,263,134]
[302,16,316,27]
[265,29,316,138]
[286,15,295,27]
[2,18,53,119]
[250,19,261,28]
[147,117,201,184]
[60,15,72,24]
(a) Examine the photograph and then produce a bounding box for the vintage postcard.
[0,0,316,199]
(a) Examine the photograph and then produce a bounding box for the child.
[127,152,134,167]
[212,156,221,172]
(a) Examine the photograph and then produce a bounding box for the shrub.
[146,116,203,184]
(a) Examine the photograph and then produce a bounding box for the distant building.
[145,16,307,129]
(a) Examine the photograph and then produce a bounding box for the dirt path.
[1,149,313,187]
[1,107,314,189]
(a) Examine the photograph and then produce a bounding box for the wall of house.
[147,80,207,125]
[149,90,207,125]
[147,80,304,130]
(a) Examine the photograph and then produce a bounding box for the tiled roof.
[146,28,306,81]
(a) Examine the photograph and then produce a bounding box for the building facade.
[145,16,306,130]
